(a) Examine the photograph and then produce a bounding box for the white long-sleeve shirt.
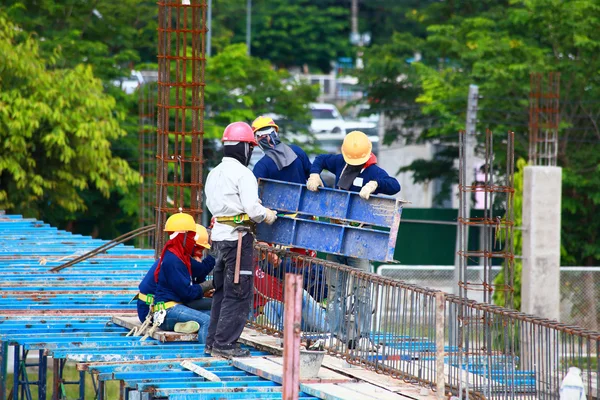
[206,157,268,241]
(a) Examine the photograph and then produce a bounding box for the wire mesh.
[155,0,207,255]
[529,72,560,166]
[138,82,157,248]
[250,245,599,399]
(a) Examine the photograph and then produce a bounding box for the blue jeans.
[263,290,329,333]
[160,304,211,343]
[325,255,372,342]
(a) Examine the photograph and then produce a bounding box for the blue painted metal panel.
[257,179,402,262]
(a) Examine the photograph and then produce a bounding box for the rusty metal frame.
[155,0,207,254]
[529,72,560,166]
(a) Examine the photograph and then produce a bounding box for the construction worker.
[306,130,400,349]
[205,121,278,358]
[136,224,215,324]
[152,213,212,342]
[251,116,311,184]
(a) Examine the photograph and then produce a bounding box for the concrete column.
[521,166,562,320]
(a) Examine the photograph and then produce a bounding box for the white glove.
[264,208,278,225]
[359,181,378,200]
[306,173,324,191]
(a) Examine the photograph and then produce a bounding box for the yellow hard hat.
[251,116,279,134]
[164,212,196,233]
[341,131,372,166]
[194,224,211,249]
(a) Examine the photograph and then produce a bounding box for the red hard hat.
[222,122,258,145]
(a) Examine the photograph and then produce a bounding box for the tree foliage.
[360,0,600,272]
[205,43,318,138]
[0,13,139,220]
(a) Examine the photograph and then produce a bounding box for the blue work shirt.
[253,145,312,184]
[137,253,215,322]
[310,154,401,195]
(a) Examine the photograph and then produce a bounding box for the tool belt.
[215,214,256,232]
[152,301,180,312]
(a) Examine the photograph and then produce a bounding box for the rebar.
[155,0,207,255]
[250,244,600,399]
[138,82,157,248]
[529,72,560,166]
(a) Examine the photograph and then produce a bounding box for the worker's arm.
[299,148,312,180]
[371,166,401,195]
[239,171,268,222]
[191,255,215,284]
[309,154,340,175]
[166,259,204,302]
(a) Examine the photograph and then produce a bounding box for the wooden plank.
[321,356,435,399]
[300,383,380,400]
[111,315,198,342]
[239,327,436,400]
[232,356,353,384]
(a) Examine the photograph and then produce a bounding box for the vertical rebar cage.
[529,72,560,166]
[155,0,207,254]
[138,82,158,249]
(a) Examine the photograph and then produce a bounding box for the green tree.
[0,13,139,223]
[3,0,158,80]
[250,0,352,72]
[360,0,600,306]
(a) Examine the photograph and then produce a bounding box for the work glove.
[359,181,378,200]
[306,173,324,191]
[200,279,214,293]
[264,208,278,225]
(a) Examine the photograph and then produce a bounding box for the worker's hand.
[200,279,214,293]
[306,173,324,191]
[359,181,378,200]
[264,208,278,225]
[204,289,215,298]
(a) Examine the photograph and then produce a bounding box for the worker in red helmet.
[205,121,278,359]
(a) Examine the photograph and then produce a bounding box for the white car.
[310,103,346,135]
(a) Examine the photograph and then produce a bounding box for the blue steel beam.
[256,178,402,262]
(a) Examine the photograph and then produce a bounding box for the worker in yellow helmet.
[148,213,213,342]
[251,115,311,184]
[306,130,400,351]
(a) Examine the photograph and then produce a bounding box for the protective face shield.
[256,127,280,151]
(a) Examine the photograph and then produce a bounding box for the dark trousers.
[207,233,254,350]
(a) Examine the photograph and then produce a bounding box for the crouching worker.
[151,213,213,342]
[136,223,215,324]
[205,121,278,358]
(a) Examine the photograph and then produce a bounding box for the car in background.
[309,103,346,135]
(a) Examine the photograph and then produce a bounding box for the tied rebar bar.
[456,129,516,397]
[155,0,207,255]
[138,82,157,248]
[529,72,560,166]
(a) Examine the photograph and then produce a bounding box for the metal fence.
[251,245,600,399]
[378,265,600,331]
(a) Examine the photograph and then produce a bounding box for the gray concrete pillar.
[521,166,562,320]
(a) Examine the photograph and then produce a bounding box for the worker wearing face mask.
[251,116,311,184]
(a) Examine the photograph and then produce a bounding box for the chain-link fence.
[378,265,600,331]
